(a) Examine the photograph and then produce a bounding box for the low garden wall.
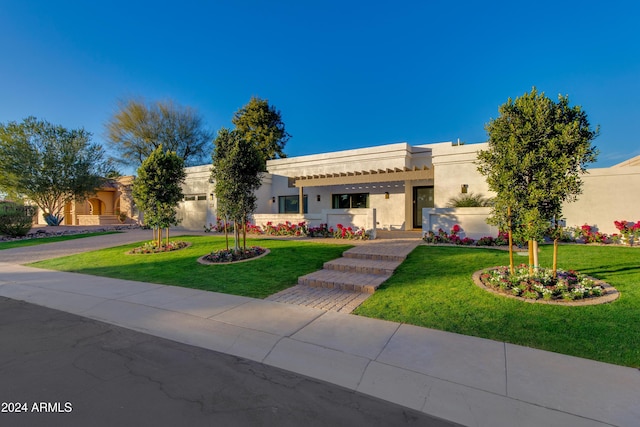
[253,208,377,239]
[422,207,496,240]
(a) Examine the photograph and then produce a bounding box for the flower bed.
[200,246,268,264]
[424,220,640,247]
[128,241,190,254]
[423,225,507,246]
[477,265,609,302]
[203,219,369,240]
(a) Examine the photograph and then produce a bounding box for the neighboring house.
[33,176,137,226]
[176,141,640,239]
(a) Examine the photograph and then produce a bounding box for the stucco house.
[176,142,640,238]
[33,175,137,226]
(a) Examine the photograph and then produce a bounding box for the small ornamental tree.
[0,117,113,225]
[132,146,186,247]
[477,88,598,276]
[211,128,263,252]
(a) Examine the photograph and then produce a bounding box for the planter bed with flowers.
[474,265,619,305]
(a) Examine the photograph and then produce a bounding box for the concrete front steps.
[297,240,421,294]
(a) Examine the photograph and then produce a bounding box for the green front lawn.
[0,231,120,250]
[29,236,351,299]
[354,245,640,368]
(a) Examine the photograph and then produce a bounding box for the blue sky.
[1,1,639,170]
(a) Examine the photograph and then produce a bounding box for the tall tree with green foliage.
[477,88,598,275]
[0,117,113,225]
[232,97,290,168]
[106,98,213,168]
[211,128,263,252]
[132,146,186,247]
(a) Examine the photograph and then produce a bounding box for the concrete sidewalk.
[0,259,638,426]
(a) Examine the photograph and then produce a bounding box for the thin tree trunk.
[528,239,534,276]
[224,218,229,251]
[242,216,247,252]
[552,238,558,279]
[533,240,539,273]
[166,227,169,247]
[508,206,514,275]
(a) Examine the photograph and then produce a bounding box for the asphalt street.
[0,297,459,427]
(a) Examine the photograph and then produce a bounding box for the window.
[278,195,308,213]
[332,193,369,209]
[183,194,207,201]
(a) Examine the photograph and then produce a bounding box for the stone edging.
[471,268,620,306]
[197,248,271,265]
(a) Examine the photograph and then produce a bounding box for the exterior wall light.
[272,196,276,203]
[384,192,389,199]
[461,184,468,194]
[316,195,321,202]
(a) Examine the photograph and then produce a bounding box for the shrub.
[0,202,36,237]
[446,192,493,207]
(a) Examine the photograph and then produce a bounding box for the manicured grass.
[354,244,640,368]
[0,231,120,250]
[29,236,351,299]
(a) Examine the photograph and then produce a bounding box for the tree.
[132,146,186,247]
[232,97,290,168]
[0,117,113,225]
[106,99,213,168]
[211,128,263,252]
[477,88,598,275]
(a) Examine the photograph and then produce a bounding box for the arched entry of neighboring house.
[64,202,73,225]
[88,198,105,215]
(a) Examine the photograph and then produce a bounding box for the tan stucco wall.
[429,142,493,208]
[562,166,640,234]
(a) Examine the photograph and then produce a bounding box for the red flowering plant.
[575,224,610,244]
[204,217,233,233]
[614,220,640,245]
[332,223,369,240]
[245,222,263,234]
[307,223,333,237]
[262,221,308,237]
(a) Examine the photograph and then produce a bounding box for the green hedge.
[0,202,36,237]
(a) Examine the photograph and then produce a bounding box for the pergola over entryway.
[292,165,433,187]
[288,165,434,215]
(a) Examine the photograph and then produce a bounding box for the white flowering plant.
[479,265,604,301]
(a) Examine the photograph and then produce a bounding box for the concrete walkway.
[1,230,639,426]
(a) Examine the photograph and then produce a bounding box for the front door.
[413,186,434,229]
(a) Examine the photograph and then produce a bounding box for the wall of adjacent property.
[423,164,640,237]
[562,165,640,234]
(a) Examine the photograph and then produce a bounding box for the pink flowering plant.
[479,264,604,301]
